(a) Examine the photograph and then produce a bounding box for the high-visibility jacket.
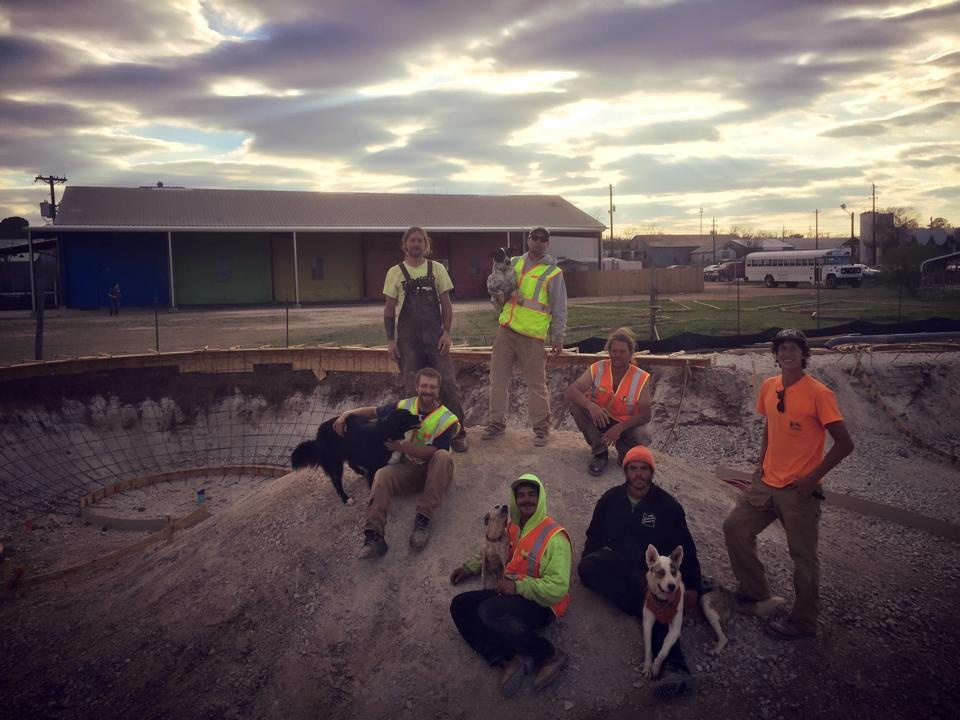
[506,516,571,617]
[396,397,461,464]
[498,256,562,341]
[589,360,650,423]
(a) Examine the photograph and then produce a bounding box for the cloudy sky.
[1,0,958,236]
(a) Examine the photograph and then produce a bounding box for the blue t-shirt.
[376,402,455,451]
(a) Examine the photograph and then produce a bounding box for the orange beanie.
[621,445,655,471]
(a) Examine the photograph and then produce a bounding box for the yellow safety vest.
[396,397,461,463]
[498,256,562,341]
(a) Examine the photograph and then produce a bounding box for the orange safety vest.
[589,360,650,423]
[505,516,571,617]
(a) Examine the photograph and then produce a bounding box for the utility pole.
[815,209,819,250]
[606,184,615,271]
[34,175,68,221]
[699,205,703,250]
[712,217,716,264]
[871,183,877,265]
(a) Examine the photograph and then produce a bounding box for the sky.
[1,0,958,237]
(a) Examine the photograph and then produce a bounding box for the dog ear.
[483,512,490,525]
[645,544,659,567]
[669,545,684,567]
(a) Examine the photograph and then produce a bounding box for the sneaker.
[765,617,815,640]
[409,513,431,550]
[451,432,468,453]
[358,530,388,560]
[498,655,532,698]
[654,670,691,700]
[533,430,549,447]
[587,454,608,476]
[532,649,567,691]
[481,424,506,440]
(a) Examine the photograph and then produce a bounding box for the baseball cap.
[772,328,809,352]
[529,227,550,241]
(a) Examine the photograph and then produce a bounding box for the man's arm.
[384,296,399,362]
[600,384,652,444]
[790,420,854,496]
[333,406,378,436]
[514,533,571,606]
[754,419,769,481]
[437,290,453,353]
[564,368,612,427]
[547,272,567,354]
[583,491,610,556]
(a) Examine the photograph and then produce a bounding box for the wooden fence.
[564,267,704,297]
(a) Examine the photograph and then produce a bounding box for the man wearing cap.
[564,326,652,475]
[723,328,853,640]
[449,474,571,697]
[578,445,703,699]
[482,227,567,447]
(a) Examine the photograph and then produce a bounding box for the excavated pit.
[1,351,959,720]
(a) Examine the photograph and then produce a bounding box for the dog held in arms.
[486,247,518,313]
[481,504,511,589]
[290,408,421,505]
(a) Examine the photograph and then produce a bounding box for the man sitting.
[578,445,703,699]
[564,327,652,476]
[334,367,460,558]
[449,474,571,697]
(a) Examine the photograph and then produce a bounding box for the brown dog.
[481,504,511,589]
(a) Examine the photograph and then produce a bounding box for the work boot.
[588,452,609,476]
[481,423,506,440]
[533,429,549,447]
[499,655,532,698]
[532,649,568,691]
[409,513,431,550]
[358,530,388,560]
[451,432,468,453]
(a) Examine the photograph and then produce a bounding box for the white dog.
[481,504,511,589]
[642,544,685,679]
[486,248,518,313]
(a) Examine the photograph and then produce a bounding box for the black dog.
[290,408,421,505]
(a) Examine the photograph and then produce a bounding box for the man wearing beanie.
[578,445,703,700]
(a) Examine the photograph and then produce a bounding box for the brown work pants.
[488,326,550,432]
[364,450,454,536]
[569,403,651,460]
[723,478,822,633]
[397,336,467,432]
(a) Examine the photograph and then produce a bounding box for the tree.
[0,216,28,239]
[881,206,921,230]
[929,216,951,229]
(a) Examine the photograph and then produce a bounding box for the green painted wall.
[173,233,273,304]
[272,233,363,301]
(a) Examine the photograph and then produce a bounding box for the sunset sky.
[1,0,958,237]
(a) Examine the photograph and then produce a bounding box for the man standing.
[449,474,571,697]
[482,227,567,446]
[578,446,702,699]
[564,327,652,475]
[724,328,853,640]
[108,283,121,316]
[333,367,460,559]
[384,226,468,452]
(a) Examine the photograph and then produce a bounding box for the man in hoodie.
[578,445,703,700]
[481,227,567,447]
[449,474,571,697]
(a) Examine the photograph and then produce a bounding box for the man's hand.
[551,338,564,356]
[588,402,611,428]
[683,589,700,617]
[437,331,451,354]
[387,340,399,363]
[496,577,517,595]
[789,473,820,497]
[333,413,350,437]
[384,439,407,453]
[600,422,624,446]
[450,567,471,585]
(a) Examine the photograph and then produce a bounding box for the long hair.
[401,226,432,257]
[606,326,636,357]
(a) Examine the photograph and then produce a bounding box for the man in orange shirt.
[723,328,854,640]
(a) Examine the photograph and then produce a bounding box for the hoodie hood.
[509,473,548,534]
[523,251,559,266]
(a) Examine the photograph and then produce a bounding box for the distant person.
[449,474,571,696]
[108,283,121,316]
[563,327,652,475]
[333,367,460,558]
[383,226,468,453]
[482,227,567,446]
[723,328,854,640]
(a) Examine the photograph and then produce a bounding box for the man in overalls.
[384,226,468,453]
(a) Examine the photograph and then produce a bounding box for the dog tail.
[291,440,325,469]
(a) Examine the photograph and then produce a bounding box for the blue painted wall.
[62,233,170,308]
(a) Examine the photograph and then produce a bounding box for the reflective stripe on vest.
[498,257,561,341]
[589,361,650,423]
[505,516,571,617]
[396,397,461,462]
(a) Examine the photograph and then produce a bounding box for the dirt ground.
[1,351,958,720]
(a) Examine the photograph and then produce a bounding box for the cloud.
[820,101,960,138]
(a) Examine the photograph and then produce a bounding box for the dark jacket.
[583,483,703,594]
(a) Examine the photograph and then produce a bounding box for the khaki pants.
[569,403,651,460]
[488,326,550,432]
[723,478,822,632]
[364,450,454,536]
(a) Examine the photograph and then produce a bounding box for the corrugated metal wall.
[173,233,272,305]
[62,232,169,309]
[271,232,364,301]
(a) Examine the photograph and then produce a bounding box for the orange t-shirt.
[757,374,843,488]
